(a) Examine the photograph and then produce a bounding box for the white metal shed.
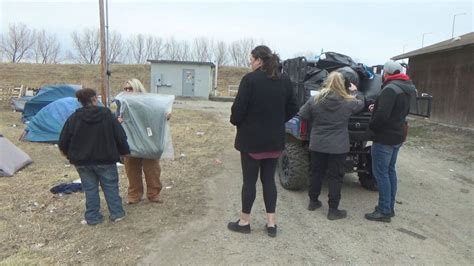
[147,60,215,99]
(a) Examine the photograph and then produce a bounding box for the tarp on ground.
[11,96,34,112]
[24,97,82,143]
[0,135,33,177]
[22,84,81,121]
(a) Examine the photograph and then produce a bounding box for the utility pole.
[452,13,467,38]
[99,0,107,106]
[214,61,218,96]
[421,32,433,48]
[402,45,408,65]
[402,44,408,53]
[105,0,111,106]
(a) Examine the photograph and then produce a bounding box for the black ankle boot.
[308,199,322,211]
[327,208,347,220]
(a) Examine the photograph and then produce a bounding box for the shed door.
[182,69,195,97]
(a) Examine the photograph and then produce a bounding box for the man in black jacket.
[365,60,416,223]
[59,88,130,225]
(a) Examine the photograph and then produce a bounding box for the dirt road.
[142,100,473,264]
[1,100,472,264]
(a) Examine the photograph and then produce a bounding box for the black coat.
[59,106,130,165]
[230,69,298,153]
[369,79,416,145]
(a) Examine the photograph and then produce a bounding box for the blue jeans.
[371,142,402,216]
[75,164,125,224]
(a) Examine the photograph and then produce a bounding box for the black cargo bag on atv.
[317,52,356,71]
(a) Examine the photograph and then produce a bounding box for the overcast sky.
[0,0,472,65]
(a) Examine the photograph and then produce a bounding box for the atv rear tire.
[358,146,378,191]
[277,139,309,191]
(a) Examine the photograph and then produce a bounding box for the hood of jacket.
[387,79,417,95]
[76,106,109,124]
[320,92,347,111]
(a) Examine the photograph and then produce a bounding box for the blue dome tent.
[22,84,81,121]
[24,97,82,143]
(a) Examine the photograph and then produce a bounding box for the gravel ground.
[142,101,474,265]
[1,100,472,264]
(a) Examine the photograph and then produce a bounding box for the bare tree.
[127,34,147,64]
[144,36,153,61]
[70,28,100,64]
[230,39,242,66]
[33,29,61,64]
[108,30,125,63]
[229,38,258,66]
[241,38,256,66]
[213,41,228,66]
[148,36,165,60]
[163,38,195,61]
[177,40,191,61]
[192,37,213,62]
[229,41,241,66]
[141,36,165,61]
[0,23,35,63]
[164,37,179,60]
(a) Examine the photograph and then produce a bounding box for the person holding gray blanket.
[117,78,171,204]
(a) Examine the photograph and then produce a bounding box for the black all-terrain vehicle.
[276,52,432,191]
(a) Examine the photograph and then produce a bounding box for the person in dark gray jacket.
[298,71,364,220]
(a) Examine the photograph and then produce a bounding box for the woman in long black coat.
[228,45,298,237]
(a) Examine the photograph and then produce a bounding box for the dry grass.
[0,63,148,96]
[0,106,234,264]
[406,116,474,166]
[0,63,248,97]
[216,66,250,96]
[1,62,472,264]
[0,63,244,263]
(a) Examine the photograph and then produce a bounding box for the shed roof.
[392,32,474,60]
[147,59,215,68]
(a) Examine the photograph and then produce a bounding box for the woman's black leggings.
[240,152,278,214]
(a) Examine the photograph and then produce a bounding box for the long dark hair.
[251,45,281,80]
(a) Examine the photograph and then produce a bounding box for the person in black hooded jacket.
[365,60,416,223]
[59,88,130,225]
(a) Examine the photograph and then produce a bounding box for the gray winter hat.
[383,60,403,75]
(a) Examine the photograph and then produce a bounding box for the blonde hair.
[316,72,354,103]
[126,78,147,93]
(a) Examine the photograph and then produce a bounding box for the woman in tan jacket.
[118,78,167,204]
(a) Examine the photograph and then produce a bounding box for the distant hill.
[0,63,249,97]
